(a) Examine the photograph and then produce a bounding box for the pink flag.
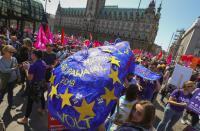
[92,40,95,46]
[185,61,190,67]
[46,25,54,43]
[75,39,79,46]
[64,38,68,45]
[148,53,152,57]
[34,25,47,50]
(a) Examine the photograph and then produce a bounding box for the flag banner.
[190,57,199,69]
[34,25,47,50]
[48,112,67,131]
[167,52,172,65]
[61,29,65,46]
[186,89,200,115]
[129,63,161,81]
[157,50,163,59]
[46,25,54,43]
[48,41,161,130]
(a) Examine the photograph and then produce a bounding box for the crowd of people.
[0,26,200,131]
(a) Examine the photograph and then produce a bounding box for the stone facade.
[54,0,161,51]
[175,17,200,60]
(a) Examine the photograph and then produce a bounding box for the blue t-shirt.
[169,89,191,112]
[28,60,46,82]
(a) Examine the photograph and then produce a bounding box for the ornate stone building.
[54,0,161,51]
[175,17,200,60]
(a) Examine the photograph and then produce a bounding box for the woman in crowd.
[17,38,32,96]
[0,35,6,56]
[115,100,155,131]
[0,45,21,109]
[17,49,46,124]
[107,84,139,130]
[156,81,195,131]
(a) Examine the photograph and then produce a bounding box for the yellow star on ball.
[108,68,121,84]
[74,98,96,122]
[102,49,113,53]
[49,73,56,86]
[108,56,120,67]
[101,87,118,106]
[49,83,59,101]
[60,88,73,108]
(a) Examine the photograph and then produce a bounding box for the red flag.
[45,24,48,36]
[167,52,173,65]
[61,29,64,46]
[157,50,163,59]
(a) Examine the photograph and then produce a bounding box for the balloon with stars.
[48,41,135,131]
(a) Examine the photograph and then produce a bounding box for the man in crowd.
[42,44,56,87]
[8,35,21,58]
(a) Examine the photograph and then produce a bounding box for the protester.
[56,46,66,61]
[160,66,175,103]
[107,84,139,131]
[0,35,6,56]
[17,49,46,124]
[8,35,21,51]
[115,100,155,131]
[181,87,200,126]
[0,45,21,109]
[42,44,56,86]
[156,81,195,131]
[17,38,33,97]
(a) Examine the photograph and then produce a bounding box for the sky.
[41,0,200,51]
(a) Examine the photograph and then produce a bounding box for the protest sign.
[186,89,200,116]
[169,64,193,88]
[48,113,67,131]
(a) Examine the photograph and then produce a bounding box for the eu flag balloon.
[48,41,161,130]
[48,41,134,130]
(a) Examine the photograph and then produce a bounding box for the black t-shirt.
[42,52,56,65]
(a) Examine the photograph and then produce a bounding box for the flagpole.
[167,32,174,56]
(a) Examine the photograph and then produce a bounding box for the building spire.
[157,0,162,13]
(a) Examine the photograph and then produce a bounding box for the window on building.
[132,33,135,39]
[140,34,145,40]
[146,15,150,20]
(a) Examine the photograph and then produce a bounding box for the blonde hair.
[2,45,16,55]
[182,81,195,89]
